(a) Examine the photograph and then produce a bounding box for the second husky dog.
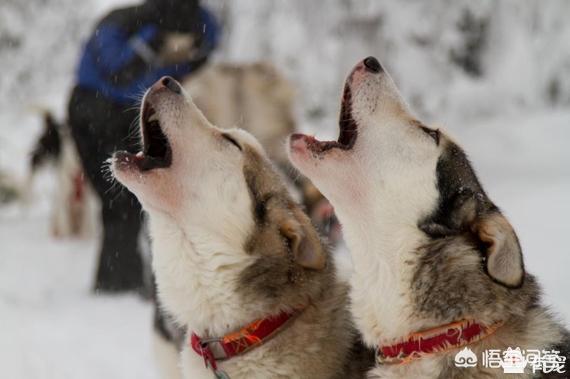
[288,57,569,378]
[112,77,373,379]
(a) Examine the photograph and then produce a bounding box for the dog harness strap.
[190,309,302,373]
[376,319,504,365]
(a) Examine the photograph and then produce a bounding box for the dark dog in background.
[28,112,95,238]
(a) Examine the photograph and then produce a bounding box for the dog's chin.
[111,156,182,215]
[112,150,170,175]
[111,153,150,194]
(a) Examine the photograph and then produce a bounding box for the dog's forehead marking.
[417,136,491,230]
[435,139,486,203]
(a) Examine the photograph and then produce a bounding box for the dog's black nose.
[363,56,382,73]
[161,76,182,94]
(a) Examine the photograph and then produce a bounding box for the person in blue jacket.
[68,0,219,293]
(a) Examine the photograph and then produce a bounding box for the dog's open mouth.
[293,84,358,154]
[138,100,172,170]
[113,98,172,172]
[336,84,358,149]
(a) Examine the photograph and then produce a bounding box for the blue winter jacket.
[77,6,219,104]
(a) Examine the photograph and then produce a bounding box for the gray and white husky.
[111,77,373,379]
[288,57,569,379]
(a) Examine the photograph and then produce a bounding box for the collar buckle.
[191,333,221,371]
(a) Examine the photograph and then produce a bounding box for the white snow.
[0,0,569,378]
[0,204,158,378]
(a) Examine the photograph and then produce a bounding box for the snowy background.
[1,0,569,378]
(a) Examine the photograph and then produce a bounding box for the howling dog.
[288,57,569,378]
[157,62,339,378]
[111,77,373,379]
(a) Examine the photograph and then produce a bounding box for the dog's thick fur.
[112,77,373,379]
[288,57,569,378]
[152,62,335,378]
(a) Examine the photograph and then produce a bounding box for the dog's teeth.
[136,151,143,158]
[148,113,159,123]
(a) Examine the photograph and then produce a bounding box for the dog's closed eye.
[222,133,242,151]
[420,126,440,145]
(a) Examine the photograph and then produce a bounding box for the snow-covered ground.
[1,1,569,378]
[0,211,157,379]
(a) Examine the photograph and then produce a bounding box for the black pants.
[68,86,144,292]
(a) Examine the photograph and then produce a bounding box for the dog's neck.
[333,182,499,376]
[335,188,435,346]
[149,213,265,337]
[339,204,449,377]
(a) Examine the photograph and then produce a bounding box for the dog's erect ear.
[420,187,523,287]
[473,213,524,288]
[279,208,326,270]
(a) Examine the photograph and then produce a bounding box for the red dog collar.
[190,309,302,373]
[377,319,503,365]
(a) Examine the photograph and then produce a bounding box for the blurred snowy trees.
[1,0,569,129]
